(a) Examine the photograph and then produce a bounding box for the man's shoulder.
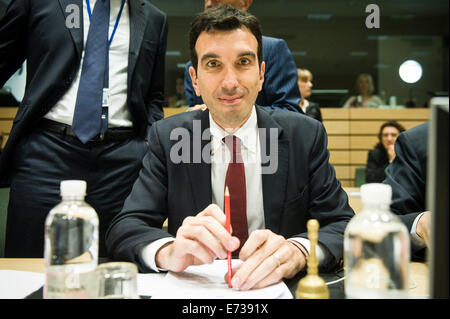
[257,106,320,131]
[398,122,429,149]
[397,122,429,159]
[262,35,286,46]
[261,36,288,53]
[403,122,429,139]
[141,0,167,18]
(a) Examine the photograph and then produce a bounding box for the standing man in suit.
[0,0,167,257]
[106,5,353,290]
[383,123,431,257]
[184,0,302,113]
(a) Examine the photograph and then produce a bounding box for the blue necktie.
[72,0,110,144]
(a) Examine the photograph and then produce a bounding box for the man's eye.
[206,60,218,67]
[239,58,250,65]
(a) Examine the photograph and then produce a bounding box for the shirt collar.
[209,105,259,155]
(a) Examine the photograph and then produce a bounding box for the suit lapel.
[255,106,289,234]
[128,0,147,89]
[186,110,213,212]
[58,0,84,58]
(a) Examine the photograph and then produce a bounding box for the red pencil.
[224,186,232,288]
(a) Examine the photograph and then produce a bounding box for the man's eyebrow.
[200,53,220,64]
[200,51,257,64]
[237,51,257,59]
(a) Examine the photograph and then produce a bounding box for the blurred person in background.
[366,121,405,183]
[168,74,187,108]
[343,73,384,108]
[297,68,322,122]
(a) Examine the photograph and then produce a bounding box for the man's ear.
[258,61,265,92]
[189,66,201,97]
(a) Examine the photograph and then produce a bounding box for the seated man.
[106,5,354,291]
[383,123,430,258]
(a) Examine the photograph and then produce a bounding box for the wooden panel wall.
[322,108,430,186]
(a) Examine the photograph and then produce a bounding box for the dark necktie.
[223,135,248,254]
[72,0,110,144]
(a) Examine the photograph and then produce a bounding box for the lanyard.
[86,0,126,46]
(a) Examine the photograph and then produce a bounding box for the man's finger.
[197,204,240,251]
[232,230,285,289]
[181,220,229,259]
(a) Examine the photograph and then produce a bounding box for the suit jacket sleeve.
[305,122,354,270]
[106,121,172,272]
[144,12,168,136]
[260,38,301,112]
[383,130,426,231]
[0,0,28,87]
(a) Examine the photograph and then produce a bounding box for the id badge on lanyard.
[102,88,110,107]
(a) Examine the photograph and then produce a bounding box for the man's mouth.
[218,96,243,105]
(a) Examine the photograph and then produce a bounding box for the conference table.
[0,258,429,299]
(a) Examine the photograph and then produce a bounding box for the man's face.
[204,0,250,11]
[189,27,265,129]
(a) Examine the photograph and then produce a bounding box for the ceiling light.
[399,60,423,83]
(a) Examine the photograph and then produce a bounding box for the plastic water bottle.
[344,183,410,298]
[44,180,99,299]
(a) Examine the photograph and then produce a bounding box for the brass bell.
[296,219,330,299]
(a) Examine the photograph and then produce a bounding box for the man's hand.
[155,204,240,272]
[416,211,431,248]
[186,104,207,112]
[226,229,307,291]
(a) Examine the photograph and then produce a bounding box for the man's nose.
[221,68,239,91]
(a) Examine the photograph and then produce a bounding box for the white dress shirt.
[142,106,331,271]
[45,0,132,128]
[411,212,426,249]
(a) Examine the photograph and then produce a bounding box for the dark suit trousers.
[5,125,148,258]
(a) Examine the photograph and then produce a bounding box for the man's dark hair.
[189,5,263,71]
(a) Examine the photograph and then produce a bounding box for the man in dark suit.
[383,123,430,256]
[0,0,167,257]
[184,0,301,113]
[106,5,353,291]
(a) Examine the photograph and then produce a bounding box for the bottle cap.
[360,183,392,204]
[60,180,87,197]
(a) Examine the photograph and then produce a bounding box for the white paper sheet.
[137,272,166,297]
[0,270,45,299]
[151,259,293,299]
